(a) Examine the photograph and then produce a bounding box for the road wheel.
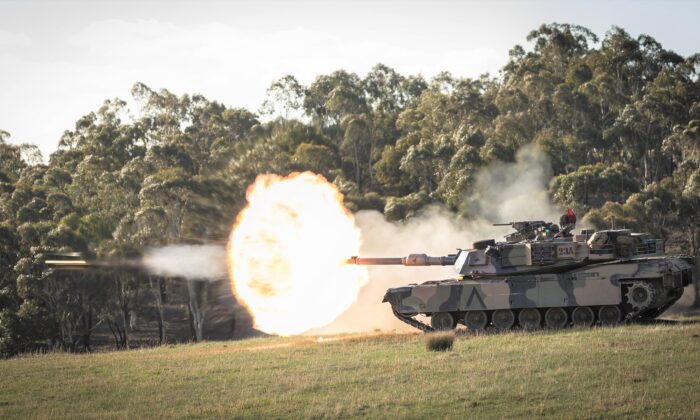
[492,309,515,330]
[571,306,595,327]
[464,310,488,331]
[518,308,541,330]
[544,307,568,329]
[430,312,455,330]
[598,306,621,325]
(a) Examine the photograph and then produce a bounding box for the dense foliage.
[1,24,699,356]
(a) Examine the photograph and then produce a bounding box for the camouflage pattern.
[350,222,695,331]
[383,257,693,314]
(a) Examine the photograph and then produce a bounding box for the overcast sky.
[1,0,699,157]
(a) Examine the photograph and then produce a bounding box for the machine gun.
[493,221,557,242]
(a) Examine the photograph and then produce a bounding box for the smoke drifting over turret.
[142,244,227,280]
[467,144,561,223]
[314,144,563,334]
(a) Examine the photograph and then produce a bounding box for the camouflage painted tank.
[348,218,695,332]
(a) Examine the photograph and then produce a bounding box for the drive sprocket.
[625,281,656,311]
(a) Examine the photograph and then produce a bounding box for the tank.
[348,218,695,332]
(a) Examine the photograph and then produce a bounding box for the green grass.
[1,320,699,419]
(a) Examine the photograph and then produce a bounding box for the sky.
[1,0,699,158]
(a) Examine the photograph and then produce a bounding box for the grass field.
[1,318,699,419]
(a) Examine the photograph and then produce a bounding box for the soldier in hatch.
[559,208,577,236]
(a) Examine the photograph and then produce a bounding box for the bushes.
[425,331,455,352]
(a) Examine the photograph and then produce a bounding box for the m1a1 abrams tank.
[348,215,695,332]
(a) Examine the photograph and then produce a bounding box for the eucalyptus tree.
[131,85,259,341]
[549,163,640,209]
[661,69,700,306]
[677,188,700,307]
[0,223,21,356]
[376,74,491,210]
[304,70,368,132]
[14,223,95,351]
[292,143,337,176]
[340,113,374,190]
[584,179,678,238]
[608,65,697,185]
[362,64,423,152]
[260,75,305,119]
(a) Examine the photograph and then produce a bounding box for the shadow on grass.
[636,318,700,325]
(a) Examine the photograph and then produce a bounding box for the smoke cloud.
[142,244,227,280]
[466,144,561,223]
[140,145,565,333]
[313,144,564,334]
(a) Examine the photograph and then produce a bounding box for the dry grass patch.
[425,330,455,351]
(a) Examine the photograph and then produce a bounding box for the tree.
[550,163,640,209]
[678,171,700,307]
[303,70,368,129]
[292,143,337,176]
[260,75,305,119]
[340,114,374,190]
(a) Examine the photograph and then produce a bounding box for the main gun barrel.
[348,253,456,266]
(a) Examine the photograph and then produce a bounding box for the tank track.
[623,307,645,323]
[392,308,434,333]
[391,300,657,333]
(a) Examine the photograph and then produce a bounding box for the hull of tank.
[383,256,694,330]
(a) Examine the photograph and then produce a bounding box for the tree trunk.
[108,322,120,349]
[693,263,700,308]
[693,245,700,309]
[82,308,92,352]
[368,147,374,189]
[643,154,649,187]
[116,272,131,350]
[353,141,361,190]
[687,226,700,308]
[187,305,196,342]
[120,305,130,350]
[149,277,166,344]
[107,320,127,350]
[187,280,208,342]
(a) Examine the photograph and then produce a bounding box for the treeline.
[1,23,699,356]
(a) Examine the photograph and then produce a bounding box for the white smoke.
[142,244,227,280]
[314,144,565,334]
[467,143,562,223]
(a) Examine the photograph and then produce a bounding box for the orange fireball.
[228,172,368,335]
